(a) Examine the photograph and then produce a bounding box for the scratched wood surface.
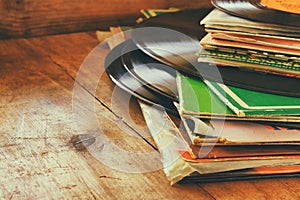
[0,32,300,199]
[0,0,212,39]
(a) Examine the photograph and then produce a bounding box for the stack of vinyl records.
[104,1,300,185]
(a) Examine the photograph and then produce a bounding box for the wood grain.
[0,0,212,38]
[1,31,300,199]
[0,33,208,199]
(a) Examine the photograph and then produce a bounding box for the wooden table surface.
[1,32,300,200]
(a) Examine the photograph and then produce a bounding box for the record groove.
[131,7,300,97]
[132,8,213,72]
[105,40,177,113]
[121,40,178,101]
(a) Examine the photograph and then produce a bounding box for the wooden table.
[1,32,299,199]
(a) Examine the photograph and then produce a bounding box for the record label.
[212,0,300,27]
[261,0,300,14]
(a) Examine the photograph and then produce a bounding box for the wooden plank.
[0,0,212,38]
[26,32,300,199]
[1,31,300,199]
[0,33,211,199]
[26,32,157,146]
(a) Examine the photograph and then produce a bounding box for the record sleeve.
[139,101,300,184]
[176,72,300,122]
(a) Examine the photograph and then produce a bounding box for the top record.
[212,0,300,27]
[132,8,213,74]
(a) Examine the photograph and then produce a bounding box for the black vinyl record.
[121,40,178,101]
[212,0,300,27]
[135,7,212,39]
[105,41,300,128]
[212,67,300,98]
[126,37,300,98]
[105,40,177,113]
[131,7,300,97]
[180,171,300,184]
[132,8,213,74]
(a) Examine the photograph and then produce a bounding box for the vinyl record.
[125,37,300,98]
[180,171,300,184]
[131,8,300,97]
[105,42,300,127]
[212,0,300,27]
[105,40,177,113]
[209,67,300,98]
[121,40,178,101]
[132,8,213,74]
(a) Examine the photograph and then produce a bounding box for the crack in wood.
[99,175,122,180]
[48,55,158,151]
[196,185,217,200]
